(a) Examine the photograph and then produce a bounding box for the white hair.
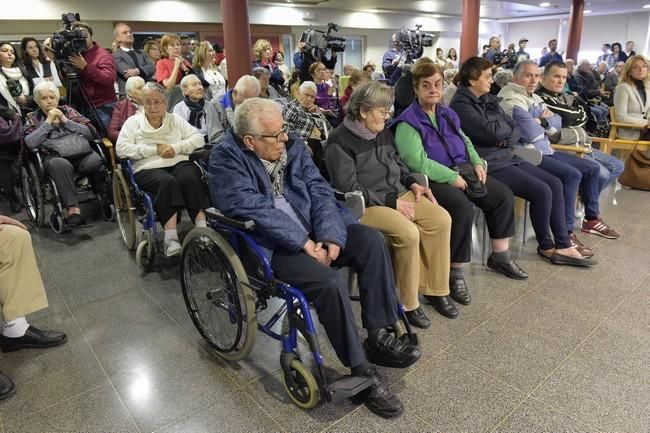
[233,97,281,137]
[180,74,201,90]
[233,75,261,96]
[298,81,317,93]
[33,81,60,105]
[125,76,145,96]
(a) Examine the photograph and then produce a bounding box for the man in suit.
[113,23,155,97]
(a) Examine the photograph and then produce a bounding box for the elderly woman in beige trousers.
[326,81,455,329]
[0,214,67,399]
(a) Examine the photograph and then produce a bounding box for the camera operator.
[485,36,508,67]
[382,38,403,78]
[67,22,117,131]
[297,42,338,83]
[113,23,155,98]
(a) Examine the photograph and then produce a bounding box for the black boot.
[364,328,421,368]
[353,366,403,418]
[0,371,16,400]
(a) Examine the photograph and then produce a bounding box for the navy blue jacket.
[208,130,351,258]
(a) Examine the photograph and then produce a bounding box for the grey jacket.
[113,47,155,95]
[326,121,417,209]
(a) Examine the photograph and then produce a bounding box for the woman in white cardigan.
[116,82,207,257]
[613,55,650,140]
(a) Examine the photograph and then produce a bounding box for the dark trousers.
[44,153,104,208]
[0,148,19,198]
[134,161,209,225]
[542,153,601,227]
[428,176,515,263]
[271,224,399,368]
[490,161,570,250]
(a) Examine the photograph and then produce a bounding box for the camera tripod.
[58,61,108,138]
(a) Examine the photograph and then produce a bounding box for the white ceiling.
[247,0,650,20]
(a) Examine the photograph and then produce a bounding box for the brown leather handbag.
[619,148,650,191]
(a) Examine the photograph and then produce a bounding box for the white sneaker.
[164,240,182,257]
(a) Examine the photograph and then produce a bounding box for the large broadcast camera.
[396,24,434,64]
[300,22,346,55]
[50,13,88,61]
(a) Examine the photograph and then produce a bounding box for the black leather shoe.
[66,214,86,227]
[486,256,529,280]
[537,247,596,267]
[424,295,459,319]
[0,372,15,400]
[404,307,431,329]
[0,326,67,353]
[449,275,471,305]
[354,366,404,419]
[364,328,421,369]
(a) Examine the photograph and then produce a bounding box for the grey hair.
[512,59,539,78]
[346,80,394,121]
[443,69,457,81]
[233,97,281,137]
[299,81,317,93]
[142,81,166,96]
[493,69,513,88]
[33,81,60,105]
[252,67,270,79]
[180,74,201,90]
[233,75,261,96]
[125,76,145,96]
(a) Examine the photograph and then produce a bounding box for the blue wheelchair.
[180,207,418,409]
[112,158,159,269]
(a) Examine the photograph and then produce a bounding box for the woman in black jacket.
[450,57,592,266]
[326,81,456,326]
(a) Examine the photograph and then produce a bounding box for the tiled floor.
[0,182,648,433]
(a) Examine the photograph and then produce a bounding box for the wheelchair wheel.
[21,162,45,227]
[112,169,136,250]
[136,231,155,270]
[49,211,64,234]
[281,358,320,409]
[181,227,256,361]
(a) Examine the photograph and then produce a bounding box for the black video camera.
[396,24,434,64]
[300,22,346,55]
[50,13,88,61]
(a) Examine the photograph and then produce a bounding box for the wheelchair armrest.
[411,173,428,187]
[205,207,255,231]
[334,190,365,220]
[551,144,589,154]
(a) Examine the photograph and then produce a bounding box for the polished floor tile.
[0,181,646,433]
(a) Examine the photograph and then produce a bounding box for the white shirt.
[28,61,62,87]
[202,67,226,100]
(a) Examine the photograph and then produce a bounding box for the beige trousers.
[0,225,48,321]
[361,191,452,311]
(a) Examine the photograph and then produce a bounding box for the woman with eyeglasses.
[116,82,207,257]
[0,42,34,115]
[326,81,453,327]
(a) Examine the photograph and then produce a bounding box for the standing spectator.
[143,39,161,66]
[538,39,562,67]
[610,42,627,64]
[156,33,192,90]
[68,22,117,130]
[20,37,62,88]
[516,38,530,62]
[272,51,291,85]
[382,38,403,78]
[596,44,612,68]
[0,41,34,115]
[191,41,226,101]
[484,36,504,65]
[365,60,377,73]
[252,39,284,89]
[434,48,447,69]
[604,61,625,104]
[481,45,489,58]
[179,35,193,63]
[446,48,458,69]
[623,41,636,58]
[113,23,155,97]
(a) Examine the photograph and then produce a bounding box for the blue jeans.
[89,103,116,132]
[539,153,600,231]
[585,149,624,193]
[589,104,608,123]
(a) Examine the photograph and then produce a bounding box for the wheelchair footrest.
[326,374,374,403]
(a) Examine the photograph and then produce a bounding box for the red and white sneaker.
[581,218,620,239]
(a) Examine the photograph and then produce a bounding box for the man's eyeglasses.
[250,124,289,143]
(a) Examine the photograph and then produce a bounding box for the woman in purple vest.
[394,61,528,301]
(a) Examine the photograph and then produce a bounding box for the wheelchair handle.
[205,207,255,230]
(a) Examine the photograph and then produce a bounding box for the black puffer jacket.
[449,85,521,172]
[326,122,417,209]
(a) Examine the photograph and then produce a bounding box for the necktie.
[126,50,140,69]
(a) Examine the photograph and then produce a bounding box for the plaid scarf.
[261,148,288,197]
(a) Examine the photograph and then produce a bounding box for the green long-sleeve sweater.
[394,112,483,184]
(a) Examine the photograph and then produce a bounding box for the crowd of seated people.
[3,24,649,417]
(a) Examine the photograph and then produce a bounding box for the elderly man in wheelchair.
[206,98,420,418]
[23,81,112,229]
